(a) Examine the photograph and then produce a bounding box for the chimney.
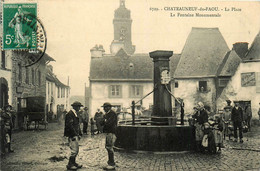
[232,42,249,59]
[90,44,105,57]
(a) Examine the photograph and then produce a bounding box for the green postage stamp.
[2,3,37,50]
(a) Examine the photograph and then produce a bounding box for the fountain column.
[149,50,173,125]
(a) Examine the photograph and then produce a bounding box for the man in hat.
[64,101,83,170]
[94,108,104,134]
[2,104,15,153]
[231,101,244,143]
[82,107,89,134]
[101,102,118,170]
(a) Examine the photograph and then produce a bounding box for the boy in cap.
[101,102,118,170]
[64,101,83,170]
[82,107,89,134]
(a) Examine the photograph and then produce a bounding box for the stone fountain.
[115,51,195,152]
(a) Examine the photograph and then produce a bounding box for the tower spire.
[120,0,125,7]
[110,0,135,55]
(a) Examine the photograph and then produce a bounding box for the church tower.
[110,0,135,55]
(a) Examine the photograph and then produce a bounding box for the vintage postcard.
[1,0,260,170]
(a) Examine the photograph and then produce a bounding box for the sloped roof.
[89,52,181,81]
[46,70,69,88]
[42,53,55,62]
[245,31,260,60]
[174,27,230,78]
[218,50,241,77]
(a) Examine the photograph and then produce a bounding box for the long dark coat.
[64,110,82,138]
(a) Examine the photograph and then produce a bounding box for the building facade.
[173,28,241,114]
[10,51,54,128]
[217,32,260,118]
[46,65,70,119]
[0,51,13,109]
[89,0,254,117]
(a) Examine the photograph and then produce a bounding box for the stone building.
[217,32,260,118]
[89,0,180,116]
[174,27,241,114]
[0,51,13,109]
[46,65,70,119]
[88,0,247,117]
[11,51,54,128]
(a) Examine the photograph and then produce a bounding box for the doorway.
[0,77,9,109]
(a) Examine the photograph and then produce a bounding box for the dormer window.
[199,81,207,92]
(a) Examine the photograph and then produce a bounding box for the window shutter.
[129,85,132,98]
[256,72,260,93]
[140,85,143,97]
[119,85,122,98]
[108,85,112,98]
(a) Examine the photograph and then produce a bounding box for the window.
[199,81,207,92]
[219,79,229,88]
[51,83,53,95]
[31,68,35,85]
[256,72,260,93]
[1,51,6,68]
[48,83,50,95]
[61,88,65,98]
[175,81,179,88]
[18,64,22,83]
[58,87,60,98]
[129,85,143,98]
[38,71,41,85]
[109,85,122,98]
[25,68,29,84]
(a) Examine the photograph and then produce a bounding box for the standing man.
[231,101,244,143]
[94,108,104,134]
[0,108,6,156]
[2,105,15,153]
[82,107,89,135]
[101,102,118,170]
[64,101,83,170]
[244,104,252,131]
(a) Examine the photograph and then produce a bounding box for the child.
[222,107,232,140]
[213,117,224,152]
[90,118,95,135]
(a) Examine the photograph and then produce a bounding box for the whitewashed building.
[173,27,241,114]
[46,65,70,118]
[217,32,260,118]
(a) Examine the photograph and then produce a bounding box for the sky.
[27,0,260,96]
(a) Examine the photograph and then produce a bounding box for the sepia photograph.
[1,0,260,170]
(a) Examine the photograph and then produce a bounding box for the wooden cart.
[23,96,48,130]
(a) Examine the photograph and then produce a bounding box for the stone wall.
[0,51,13,107]
[217,62,260,118]
[11,51,48,128]
[174,78,217,114]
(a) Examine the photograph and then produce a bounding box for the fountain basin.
[115,125,195,152]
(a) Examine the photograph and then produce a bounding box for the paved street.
[1,123,260,171]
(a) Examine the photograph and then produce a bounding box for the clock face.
[120,27,126,40]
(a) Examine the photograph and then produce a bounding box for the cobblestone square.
[1,123,260,171]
